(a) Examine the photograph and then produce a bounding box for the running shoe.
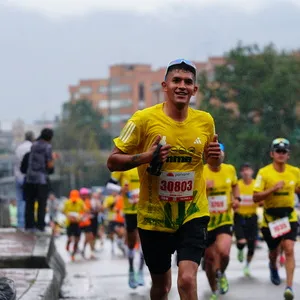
[243,265,250,277]
[209,293,218,300]
[218,272,229,295]
[237,249,244,263]
[128,271,138,289]
[136,270,145,286]
[284,287,294,300]
[269,264,281,286]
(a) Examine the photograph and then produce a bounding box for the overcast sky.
[1,0,300,127]
[8,0,300,17]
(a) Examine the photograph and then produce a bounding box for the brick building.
[69,57,225,137]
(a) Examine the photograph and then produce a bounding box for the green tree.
[52,100,111,193]
[53,100,111,150]
[199,43,300,170]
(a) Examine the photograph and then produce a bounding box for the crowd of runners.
[53,59,300,300]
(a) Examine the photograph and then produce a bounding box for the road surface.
[56,236,300,300]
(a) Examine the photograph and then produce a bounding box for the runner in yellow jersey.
[110,168,145,289]
[234,163,259,276]
[107,59,222,300]
[203,144,240,300]
[253,138,300,300]
[63,190,86,262]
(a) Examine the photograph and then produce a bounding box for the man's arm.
[107,135,171,172]
[107,147,152,172]
[253,181,284,203]
[232,184,240,210]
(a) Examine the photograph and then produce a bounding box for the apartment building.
[69,57,225,137]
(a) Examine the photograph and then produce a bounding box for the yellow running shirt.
[203,163,238,231]
[237,179,257,216]
[103,195,117,222]
[114,103,215,232]
[63,199,86,226]
[254,164,300,227]
[111,168,140,215]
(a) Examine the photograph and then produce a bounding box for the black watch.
[235,197,242,202]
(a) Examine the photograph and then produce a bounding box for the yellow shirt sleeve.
[204,113,216,148]
[113,111,144,154]
[253,169,265,192]
[62,201,68,215]
[296,168,300,189]
[111,171,122,183]
[231,165,238,185]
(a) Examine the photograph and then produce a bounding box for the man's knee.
[283,241,295,257]
[151,273,172,297]
[218,247,230,260]
[178,271,196,292]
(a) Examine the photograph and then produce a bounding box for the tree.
[53,100,111,150]
[199,43,300,170]
[52,100,111,193]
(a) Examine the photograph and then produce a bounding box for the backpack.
[20,152,30,174]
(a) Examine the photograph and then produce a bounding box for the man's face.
[240,167,254,180]
[271,149,290,163]
[162,69,198,109]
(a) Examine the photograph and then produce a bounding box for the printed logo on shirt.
[194,137,201,144]
[119,121,136,143]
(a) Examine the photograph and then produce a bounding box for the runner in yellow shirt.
[234,163,258,276]
[203,144,240,300]
[253,138,300,300]
[107,59,223,300]
[110,168,145,289]
[63,190,86,261]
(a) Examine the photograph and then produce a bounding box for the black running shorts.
[138,217,209,274]
[125,214,137,233]
[67,223,81,237]
[206,224,233,248]
[234,213,258,242]
[261,222,298,251]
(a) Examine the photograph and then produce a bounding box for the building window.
[151,83,161,91]
[98,99,132,109]
[79,86,92,94]
[99,86,108,93]
[110,84,132,93]
[139,83,145,102]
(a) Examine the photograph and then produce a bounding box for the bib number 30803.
[159,171,195,202]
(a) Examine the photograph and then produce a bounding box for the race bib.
[208,195,228,213]
[268,217,291,238]
[159,171,194,202]
[240,195,254,206]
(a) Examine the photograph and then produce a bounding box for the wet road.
[56,236,300,300]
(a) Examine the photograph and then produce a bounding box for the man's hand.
[206,180,214,189]
[52,152,60,160]
[232,198,240,211]
[273,181,285,191]
[205,134,223,167]
[147,135,171,163]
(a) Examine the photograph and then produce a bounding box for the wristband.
[235,197,242,202]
